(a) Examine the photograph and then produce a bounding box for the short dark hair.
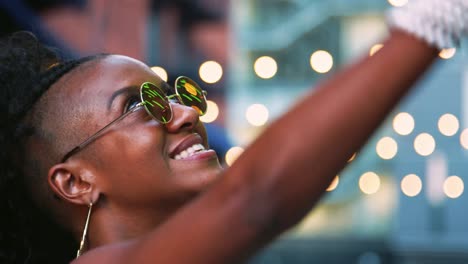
[0,31,102,263]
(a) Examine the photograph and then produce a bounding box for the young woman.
[1,1,466,263]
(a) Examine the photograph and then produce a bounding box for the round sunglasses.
[141,76,207,123]
[61,76,207,162]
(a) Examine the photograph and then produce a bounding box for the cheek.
[96,124,170,192]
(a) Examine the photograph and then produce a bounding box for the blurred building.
[0,0,233,162]
[230,0,468,263]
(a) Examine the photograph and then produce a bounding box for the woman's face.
[58,55,223,212]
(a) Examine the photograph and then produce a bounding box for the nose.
[165,103,199,133]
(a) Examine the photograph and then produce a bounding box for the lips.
[169,133,206,159]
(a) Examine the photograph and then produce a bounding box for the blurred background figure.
[1,0,467,263]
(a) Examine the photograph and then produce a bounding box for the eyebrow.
[107,85,139,110]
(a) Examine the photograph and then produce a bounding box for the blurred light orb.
[369,44,384,56]
[199,61,223,84]
[401,174,422,197]
[225,147,245,166]
[393,112,415,135]
[150,66,168,82]
[310,50,333,73]
[438,113,459,136]
[439,48,456,59]
[376,137,398,160]
[460,128,468,149]
[254,56,277,79]
[246,104,269,126]
[388,0,408,7]
[200,100,219,123]
[359,172,381,195]
[414,133,436,156]
[443,176,464,199]
[326,176,340,192]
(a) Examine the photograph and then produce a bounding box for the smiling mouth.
[170,134,217,161]
[174,143,210,160]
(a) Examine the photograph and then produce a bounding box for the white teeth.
[194,144,203,151]
[174,144,206,160]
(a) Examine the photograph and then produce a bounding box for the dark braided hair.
[0,32,102,263]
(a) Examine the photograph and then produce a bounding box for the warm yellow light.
[199,100,219,123]
[348,153,356,162]
[443,176,464,199]
[254,56,278,79]
[414,133,436,156]
[151,66,168,82]
[388,0,408,7]
[401,174,422,197]
[246,104,269,126]
[326,176,339,192]
[376,137,398,160]
[199,61,223,84]
[438,113,459,136]
[359,172,381,195]
[460,128,468,149]
[310,50,333,73]
[225,147,245,166]
[439,48,456,59]
[369,44,384,56]
[393,112,415,135]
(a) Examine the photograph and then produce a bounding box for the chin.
[190,166,224,191]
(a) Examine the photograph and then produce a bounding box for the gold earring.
[76,202,93,258]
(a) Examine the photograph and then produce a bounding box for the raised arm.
[74,1,467,263]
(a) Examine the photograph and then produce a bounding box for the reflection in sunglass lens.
[175,76,207,115]
[140,82,172,123]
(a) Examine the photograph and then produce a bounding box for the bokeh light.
[438,113,459,136]
[225,147,245,167]
[376,137,398,160]
[388,0,408,7]
[369,44,384,56]
[199,100,219,123]
[401,174,422,197]
[254,56,278,79]
[443,176,464,199]
[460,128,468,149]
[199,61,223,84]
[150,66,168,82]
[393,112,415,135]
[246,104,269,126]
[359,172,381,195]
[326,176,340,192]
[414,133,436,156]
[310,50,333,73]
[439,48,456,59]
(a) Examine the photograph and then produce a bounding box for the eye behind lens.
[140,81,173,123]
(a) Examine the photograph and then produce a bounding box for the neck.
[78,201,182,251]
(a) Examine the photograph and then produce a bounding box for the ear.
[48,161,99,205]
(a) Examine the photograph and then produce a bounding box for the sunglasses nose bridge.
[166,94,183,105]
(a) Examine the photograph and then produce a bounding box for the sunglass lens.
[175,76,207,115]
[140,82,172,123]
